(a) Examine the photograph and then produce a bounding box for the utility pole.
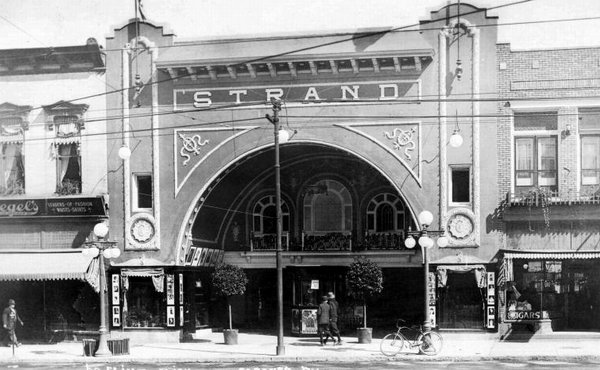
[265,98,285,356]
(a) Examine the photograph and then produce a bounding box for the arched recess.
[174,141,424,266]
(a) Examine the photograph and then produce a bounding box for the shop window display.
[124,277,165,327]
[508,261,563,321]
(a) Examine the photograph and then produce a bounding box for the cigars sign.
[173,80,419,110]
[0,197,107,218]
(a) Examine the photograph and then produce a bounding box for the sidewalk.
[2,331,600,364]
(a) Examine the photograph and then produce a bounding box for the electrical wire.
[0,0,536,118]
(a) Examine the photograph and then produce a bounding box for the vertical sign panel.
[487,272,496,329]
[179,273,184,305]
[167,274,175,305]
[112,306,121,327]
[167,306,176,327]
[111,274,120,305]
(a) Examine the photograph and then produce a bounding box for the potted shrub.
[211,262,248,345]
[346,257,383,344]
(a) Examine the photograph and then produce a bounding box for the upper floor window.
[515,137,557,190]
[366,193,407,233]
[0,103,31,196]
[133,174,153,211]
[579,108,600,185]
[450,167,470,204]
[514,112,558,191]
[0,143,24,195]
[252,195,289,235]
[44,101,88,196]
[56,143,81,195]
[303,179,352,234]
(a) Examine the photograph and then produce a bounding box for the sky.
[0,0,599,50]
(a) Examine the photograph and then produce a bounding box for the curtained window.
[0,143,24,195]
[56,143,81,194]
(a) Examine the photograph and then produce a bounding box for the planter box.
[108,338,130,355]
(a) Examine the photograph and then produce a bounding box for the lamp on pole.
[404,210,448,332]
[83,222,121,357]
[266,98,288,356]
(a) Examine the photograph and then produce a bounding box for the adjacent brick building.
[497,44,600,334]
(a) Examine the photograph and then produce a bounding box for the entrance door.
[439,271,484,329]
[566,260,600,330]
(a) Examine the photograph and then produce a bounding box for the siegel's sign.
[174,80,419,110]
[0,197,106,218]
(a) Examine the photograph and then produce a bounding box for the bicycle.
[380,319,443,356]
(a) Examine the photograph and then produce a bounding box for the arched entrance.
[179,142,424,332]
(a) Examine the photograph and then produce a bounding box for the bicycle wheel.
[417,331,443,356]
[380,333,405,356]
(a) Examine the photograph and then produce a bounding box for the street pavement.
[1,330,600,364]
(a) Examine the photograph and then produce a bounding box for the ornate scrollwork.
[179,133,209,166]
[384,127,417,160]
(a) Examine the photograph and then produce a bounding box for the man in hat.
[317,295,334,346]
[327,292,342,345]
[2,299,23,347]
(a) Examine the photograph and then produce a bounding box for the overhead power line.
[0,0,534,118]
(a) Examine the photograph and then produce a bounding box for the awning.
[0,250,98,289]
[503,251,600,260]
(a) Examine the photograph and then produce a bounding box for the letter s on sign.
[193,91,212,108]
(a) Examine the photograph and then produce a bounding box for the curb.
[4,354,600,364]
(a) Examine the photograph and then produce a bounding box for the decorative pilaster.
[122,46,131,240]
[471,29,481,246]
[439,29,449,230]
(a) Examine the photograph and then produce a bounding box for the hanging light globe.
[278,129,290,144]
[437,235,449,248]
[118,145,131,160]
[449,131,463,148]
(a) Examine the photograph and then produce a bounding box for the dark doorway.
[438,271,484,329]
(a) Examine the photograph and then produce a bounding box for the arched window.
[303,179,352,234]
[366,193,407,233]
[252,195,289,235]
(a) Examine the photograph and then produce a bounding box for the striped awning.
[0,250,98,287]
[503,251,600,260]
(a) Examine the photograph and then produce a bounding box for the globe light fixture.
[418,210,434,227]
[118,145,131,160]
[437,234,449,248]
[449,131,464,148]
[278,129,290,144]
[418,235,435,249]
[83,222,121,357]
[404,236,416,249]
[94,222,109,239]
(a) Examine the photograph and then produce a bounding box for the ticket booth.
[289,267,345,336]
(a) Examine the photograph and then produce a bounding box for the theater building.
[497,44,600,334]
[104,3,501,342]
[0,40,108,341]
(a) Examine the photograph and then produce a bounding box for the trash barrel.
[107,338,130,355]
[83,339,97,356]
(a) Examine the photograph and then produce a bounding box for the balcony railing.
[250,232,290,251]
[507,189,600,206]
[247,231,408,252]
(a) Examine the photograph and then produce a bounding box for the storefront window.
[508,260,563,320]
[124,277,165,327]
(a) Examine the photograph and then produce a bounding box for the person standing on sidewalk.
[2,299,23,347]
[317,295,334,346]
[327,292,342,345]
